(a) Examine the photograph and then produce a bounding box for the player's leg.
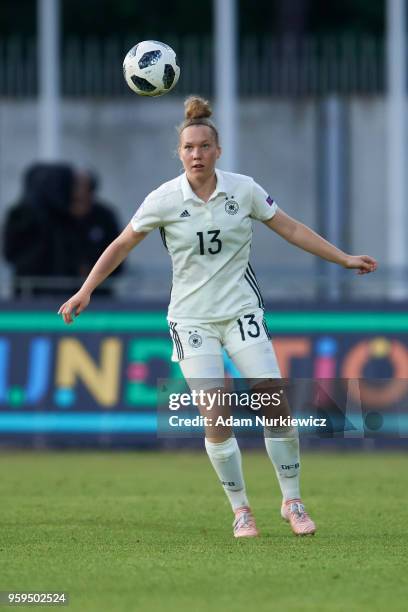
[169,321,258,537]
[180,356,258,537]
[224,312,316,535]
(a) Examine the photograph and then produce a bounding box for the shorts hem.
[171,351,222,363]
[226,338,272,359]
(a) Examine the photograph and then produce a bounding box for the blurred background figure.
[3,162,74,296]
[2,163,122,296]
[63,168,123,295]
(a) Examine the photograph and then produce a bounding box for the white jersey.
[131,169,277,322]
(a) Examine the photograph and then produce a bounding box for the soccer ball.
[123,40,180,97]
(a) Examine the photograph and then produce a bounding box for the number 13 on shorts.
[168,309,271,362]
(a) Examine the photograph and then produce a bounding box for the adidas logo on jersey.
[180,209,191,218]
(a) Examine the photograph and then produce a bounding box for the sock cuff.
[264,427,299,440]
[265,436,299,442]
[205,436,239,460]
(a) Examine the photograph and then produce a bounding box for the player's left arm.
[264,208,378,275]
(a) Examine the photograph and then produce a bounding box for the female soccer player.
[59,96,377,539]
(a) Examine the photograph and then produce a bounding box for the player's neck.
[188,173,217,203]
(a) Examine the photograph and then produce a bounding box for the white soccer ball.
[123,40,180,97]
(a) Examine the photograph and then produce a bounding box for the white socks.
[205,437,249,512]
[205,435,301,511]
[264,435,301,502]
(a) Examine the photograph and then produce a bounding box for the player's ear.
[216,145,222,159]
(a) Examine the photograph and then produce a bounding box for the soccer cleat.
[281,499,316,536]
[233,506,259,538]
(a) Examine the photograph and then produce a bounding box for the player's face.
[179,126,221,180]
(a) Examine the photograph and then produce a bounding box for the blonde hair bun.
[184,96,212,120]
[177,96,219,143]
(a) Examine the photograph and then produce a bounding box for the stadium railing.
[0,34,385,98]
[0,267,404,301]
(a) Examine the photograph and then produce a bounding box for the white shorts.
[168,308,271,362]
[178,341,281,392]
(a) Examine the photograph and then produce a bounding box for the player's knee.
[251,379,293,424]
[264,425,297,437]
[250,377,281,397]
[251,376,281,390]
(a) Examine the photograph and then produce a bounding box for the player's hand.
[343,255,378,275]
[58,291,91,324]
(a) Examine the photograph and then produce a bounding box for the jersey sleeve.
[250,181,278,221]
[130,195,162,233]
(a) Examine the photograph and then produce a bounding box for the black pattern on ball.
[138,50,162,69]
[163,64,176,89]
[130,75,156,92]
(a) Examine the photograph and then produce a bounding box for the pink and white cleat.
[281,499,316,536]
[233,506,259,538]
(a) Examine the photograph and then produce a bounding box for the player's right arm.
[58,223,146,324]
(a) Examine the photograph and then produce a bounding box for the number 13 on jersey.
[196,230,222,255]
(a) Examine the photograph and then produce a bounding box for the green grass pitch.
[1,451,406,611]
